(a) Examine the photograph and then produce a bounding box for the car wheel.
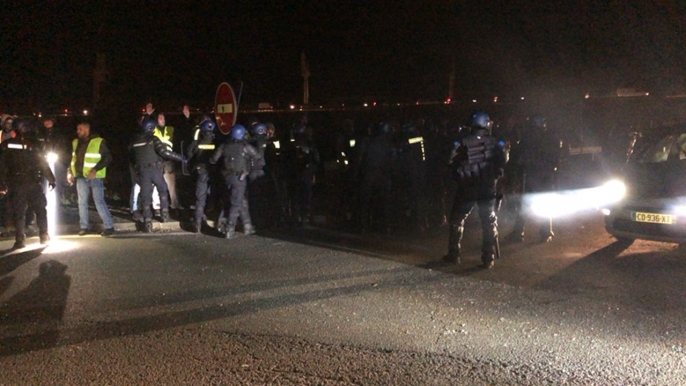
[615,237,634,246]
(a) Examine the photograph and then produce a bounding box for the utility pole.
[448,58,455,101]
[301,51,310,105]
[93,53,109,108]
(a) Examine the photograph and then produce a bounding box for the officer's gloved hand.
[49,182,57,191]
[249,170,265,181]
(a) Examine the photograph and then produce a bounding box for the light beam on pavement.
[46,152,58,240]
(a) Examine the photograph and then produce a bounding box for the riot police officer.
[210,124,262,239]
[506,115,561,243]
[0,120,56,249]
[356,122,396,234]
[396,121,428,232]
[285,123,319,227]
[186,117,217,233]
[130,117,185,232]
[443,111,508,269]
[247,122,270,227]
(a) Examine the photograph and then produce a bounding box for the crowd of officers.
[0,108,563,269]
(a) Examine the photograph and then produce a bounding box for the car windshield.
[675,134,686,160]
[635,135,676,163]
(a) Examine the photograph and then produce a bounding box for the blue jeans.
[76,178,114,229]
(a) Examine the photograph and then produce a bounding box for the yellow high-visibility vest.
[71,138,106,178]
[154,126,174,149]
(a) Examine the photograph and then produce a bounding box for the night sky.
[2,1,686,114]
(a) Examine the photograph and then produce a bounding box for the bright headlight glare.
[601,179,626,203]
[673,205,686,216]
[47,152,58,163]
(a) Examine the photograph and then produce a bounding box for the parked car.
[604,127,686,245]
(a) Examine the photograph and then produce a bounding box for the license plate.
[632,212,676,225]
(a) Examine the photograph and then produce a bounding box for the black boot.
[191,219,202,234]
[481,254,495,269]
[446,223,463,262]
[505,230,524,243]
[160,209,170,223]
[442,253,460,264]
[243,223,256,235]
[12,237,25,250]
[224,223,237,239]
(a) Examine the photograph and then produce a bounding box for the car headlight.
[47,152,58,163]
[673,205,686,216]
[601,179,626,204]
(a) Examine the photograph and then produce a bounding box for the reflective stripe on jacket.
[71,138,106,178]
[154,126,174,150]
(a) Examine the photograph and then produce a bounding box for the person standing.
[505,115,562,243]
[356,122,396,234]
[38,118,69,200]
[443,111,508,269]
[210,124,261,239]
[66,122,115,236]
[130,118,185,232]
[186,118,217,233]
[396,121,428,233]
[0,114,16,143]
[154,113,180,215]
[247,122,270,227]
[285,123,319,227]
[0,120,56,249]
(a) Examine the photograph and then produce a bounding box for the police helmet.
[13,119,34,135]
[401,122,416,134]
[141,117,156,133]
[199,118,215,132]
[253,123,267,135]
[293,123,306,137]
[531,115,547,128]
[230,124,246,140]
[376,122,391,135]
[468,111,490,129]
[247,116,259,128]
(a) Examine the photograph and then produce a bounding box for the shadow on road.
[0,260,71,354]
[259,226,442,262]
[534,240,686,310]
[0,246,46,276]
[0,276,13,298]
[0,263,430,357]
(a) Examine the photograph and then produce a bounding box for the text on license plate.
[632,212,676,224]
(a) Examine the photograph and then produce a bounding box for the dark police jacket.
[450,128,508,187]
[186,132,216,172]
[129,132,183,171]
[0,137,56,189]
[209,138,261,179]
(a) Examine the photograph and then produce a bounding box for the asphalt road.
[0,208,685,385]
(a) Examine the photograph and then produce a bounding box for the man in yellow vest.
[66,122,115,236]
[154,112,180,215]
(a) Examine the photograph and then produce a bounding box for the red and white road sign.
[214,82,238,135]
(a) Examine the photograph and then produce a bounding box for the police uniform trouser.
[139,168,169,221]
[293,170,314,222]
[359,173,392,228]
[448,183,498,262]
[163,160,179,209]
[9,182,48,242]
[511,171,554,239]
[248,173,271,227]
[194,168,210,225]
[225,174,251,229]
